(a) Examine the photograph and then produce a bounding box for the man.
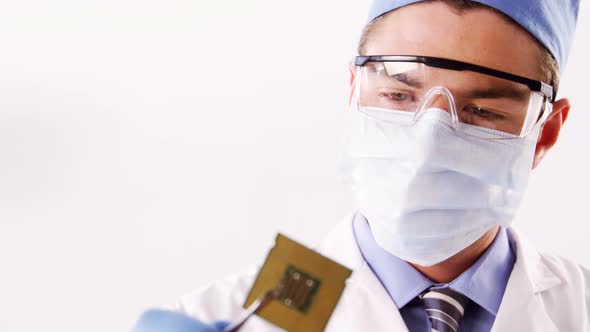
[135,0,588,331]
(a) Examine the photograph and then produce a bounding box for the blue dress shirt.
[352,213,516,332]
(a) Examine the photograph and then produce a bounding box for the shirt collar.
[446,221,515,316]
[353,213,515,316]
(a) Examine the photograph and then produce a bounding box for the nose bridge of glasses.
[416,86,460,126]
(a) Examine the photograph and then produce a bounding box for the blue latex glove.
[133,309,230,332]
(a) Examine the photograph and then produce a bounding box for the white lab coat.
[171,215,590,331]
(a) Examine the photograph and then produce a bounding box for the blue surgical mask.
[341,107,539,266]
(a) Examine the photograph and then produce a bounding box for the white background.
[0,1,588,331]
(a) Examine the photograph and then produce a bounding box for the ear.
[532,98,571,169]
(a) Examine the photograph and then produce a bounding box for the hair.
[357,0,560,94]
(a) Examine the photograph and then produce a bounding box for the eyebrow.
[385,69,530,101]
[464,87,530,101]
[389,73,424,89]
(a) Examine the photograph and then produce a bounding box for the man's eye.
[366,63,384,73]
[382,92,414,102]
[463,106,505,120]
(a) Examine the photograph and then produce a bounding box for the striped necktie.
[420,287,470,332]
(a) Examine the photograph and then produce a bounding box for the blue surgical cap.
[367,0,580,73]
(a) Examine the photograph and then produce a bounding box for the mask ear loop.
[413,86,460,129]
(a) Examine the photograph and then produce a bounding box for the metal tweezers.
[223,289,280,332]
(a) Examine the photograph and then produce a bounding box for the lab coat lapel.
[491,227,562,332]
[327,262,409,331]
[318,216,409,331]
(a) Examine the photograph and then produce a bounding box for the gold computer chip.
[243,234,352,332]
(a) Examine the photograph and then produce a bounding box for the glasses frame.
[355,55,555,102]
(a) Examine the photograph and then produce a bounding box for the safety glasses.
[352,55,555,138]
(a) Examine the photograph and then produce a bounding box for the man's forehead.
[364,2,545,81]
[365,0,580,75]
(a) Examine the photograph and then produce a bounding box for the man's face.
[353,1,570,168]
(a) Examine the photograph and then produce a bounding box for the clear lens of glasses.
[352,61,550,138]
